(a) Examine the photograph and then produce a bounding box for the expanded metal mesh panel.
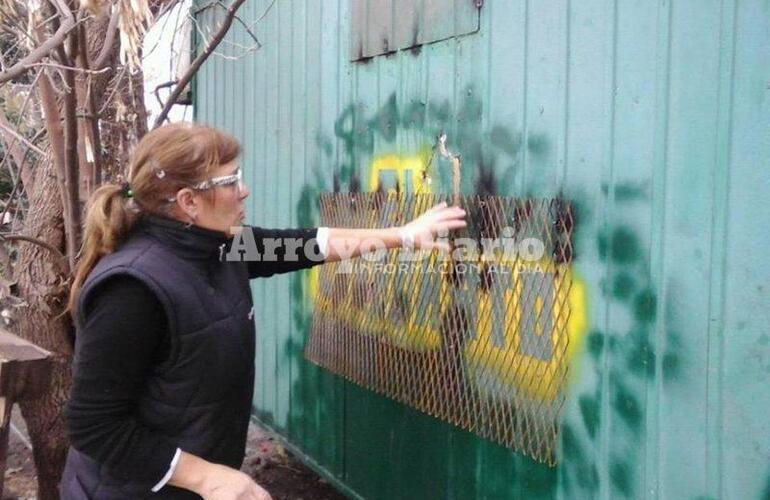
[306,193,574,464]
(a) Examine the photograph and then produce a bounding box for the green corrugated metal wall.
[192,1,770,498]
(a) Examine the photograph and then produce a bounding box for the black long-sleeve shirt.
[66,276,175,482]
[65,225,326,485]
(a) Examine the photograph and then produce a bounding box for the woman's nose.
[238,181,249,199]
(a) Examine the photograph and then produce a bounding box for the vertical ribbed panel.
[194,0,770,498]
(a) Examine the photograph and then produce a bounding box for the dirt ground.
[3,407,345,500]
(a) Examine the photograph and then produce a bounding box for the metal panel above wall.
[351,0,481,60]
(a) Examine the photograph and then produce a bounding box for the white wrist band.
[398,227,415,248]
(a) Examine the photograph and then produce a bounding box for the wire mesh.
[305,193,575,464]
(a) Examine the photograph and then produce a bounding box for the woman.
[61,123,466,499]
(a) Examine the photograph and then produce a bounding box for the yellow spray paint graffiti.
[368,151,433,194]
[467,259,588,401]
[307,153,589,401]
[311,250,449,350]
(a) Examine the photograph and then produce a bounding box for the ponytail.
[67,184,139,315]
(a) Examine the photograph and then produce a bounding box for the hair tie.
[121,182,133,199]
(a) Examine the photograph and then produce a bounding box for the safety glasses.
[166,169,243,203]
[190,168,242,191]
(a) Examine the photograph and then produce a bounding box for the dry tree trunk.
[14,160,72,500]
[9,10,151,498]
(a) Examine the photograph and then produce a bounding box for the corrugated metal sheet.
[350,0,480,60]
[193,1,770,498]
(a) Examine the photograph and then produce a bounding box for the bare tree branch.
[66,12,80,63]
[0,121,46,158]
[0,70,42,191]
[0,117,28,168]
[0,26,44,65]
[153,79,177,108]
[45,8,83,263]
[153,0,248,128]
[187,11,259,61]
[37,72,74,271]
[0,147,32,230]
[142,0,182,62]
[231,10,261,49]
[76,24,104,188]
[61,61,82,266]
[25,62,111,75]
[98,65,128,116]
[0,10,61,58]
[192,0,218,15]
[155,0,184,24]
[0,234,69,273]
[92,6,119,70]
[251,0,278,26]
[0,0,77,84]
[0,128,46,232]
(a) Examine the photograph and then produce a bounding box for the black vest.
[61,216,255,499]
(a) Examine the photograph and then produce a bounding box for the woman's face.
[190,160,249,236]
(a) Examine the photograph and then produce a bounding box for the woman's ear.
[176,188,198,221]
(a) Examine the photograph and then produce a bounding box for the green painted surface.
[194,1,770,498]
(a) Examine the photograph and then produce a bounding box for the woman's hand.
[169,451,272,500]
[321,202,466,262]
[398,202,467,252]
[198,463,272,500]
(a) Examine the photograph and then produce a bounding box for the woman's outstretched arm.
[322,202,466,262]
[239,203,466,276]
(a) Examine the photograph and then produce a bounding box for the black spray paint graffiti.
[321,87,543,196]
[286,88,685,498]
[560,187,684,498]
